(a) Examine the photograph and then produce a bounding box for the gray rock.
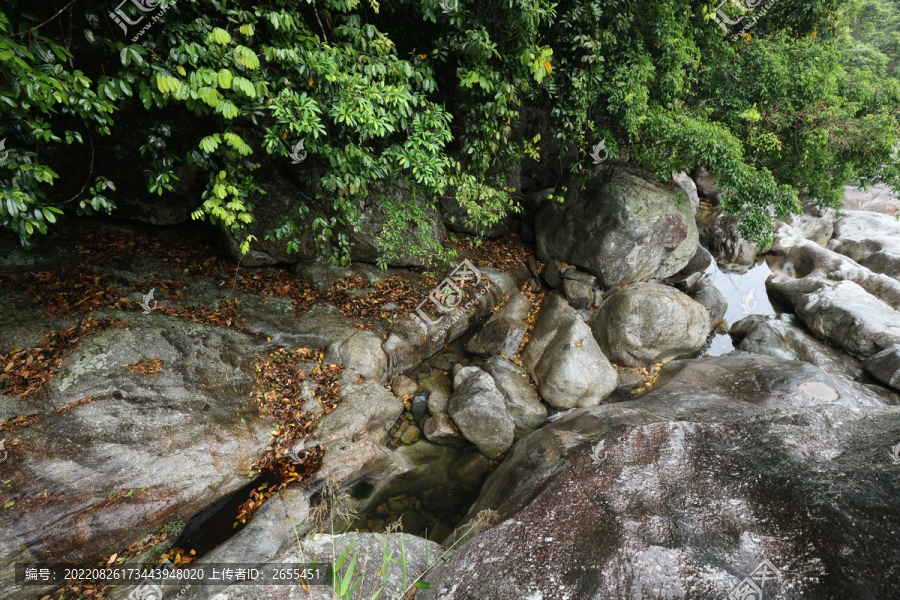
[522,294,617,408]
[784,212,834,246]
[766,276,900,358]
[864,345,900,391]
[767,231,900,309]
[842,182,900,216]
[427,355,899,600]
[244,302,357,350]
[591,283,709,366]
[499,292,533,321]
[423,413,468,446]
[382,276,509,378]
[411,392,429,420]
[0,316,272,597]
[465,315,527,359]
[561,269,597,309]
[666,244,713,285]
[682,274,727,329]
[696,205,763,265]
[427,389,450,414]
[672,170,700,214]
[830,210,900,280]
[692,165,723,203]
[732,315,869,381]
[325,329,388,382]
[391,374,418,397]
[540,259,563,288]
[430,407,900,600]
[481,356,547,440]
[449,367,516,458]
[465,293,533,359]
[536,167,699,288]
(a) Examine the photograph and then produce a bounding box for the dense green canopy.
[1,0,898,263]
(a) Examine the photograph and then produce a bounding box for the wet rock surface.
[766,277,900,358]
[426,353,900,600]
[0,315,272,597]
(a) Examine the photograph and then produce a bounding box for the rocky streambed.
[2,167,900,600]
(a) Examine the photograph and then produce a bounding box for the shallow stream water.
[703,256,777,355]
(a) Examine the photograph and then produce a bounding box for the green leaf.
[217,69,233,89]
[209,28,233,45]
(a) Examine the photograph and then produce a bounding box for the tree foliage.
[1,0,898,257]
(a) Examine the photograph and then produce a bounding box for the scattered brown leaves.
[2,412,39,430]
[0,264,131,317]
[233,446,324,528]
[0,317,127,398]
[251,348,343,473]
[122,357,163,376]
[56,395,95,415]
[451,233,535,273]
[319,274,436,320]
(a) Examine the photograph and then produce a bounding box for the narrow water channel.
[703,256,777,356]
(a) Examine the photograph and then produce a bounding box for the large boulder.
[448,366,516,458]
[766,276,900,359]
[829,210,900,281]
[692,165,724,203]
[783,212,834,247]
[521,294,617,408]
[0,314,274,600]
[425,355,900,600]
[560,267,598,309]
[731,315,899,403]
[731,314,868,380]
[535,167,699,288]
[591,283,709,366]
[679,274,727,329]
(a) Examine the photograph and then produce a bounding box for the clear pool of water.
[703,257,777,356]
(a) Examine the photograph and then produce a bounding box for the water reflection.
[702,256,777,356]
